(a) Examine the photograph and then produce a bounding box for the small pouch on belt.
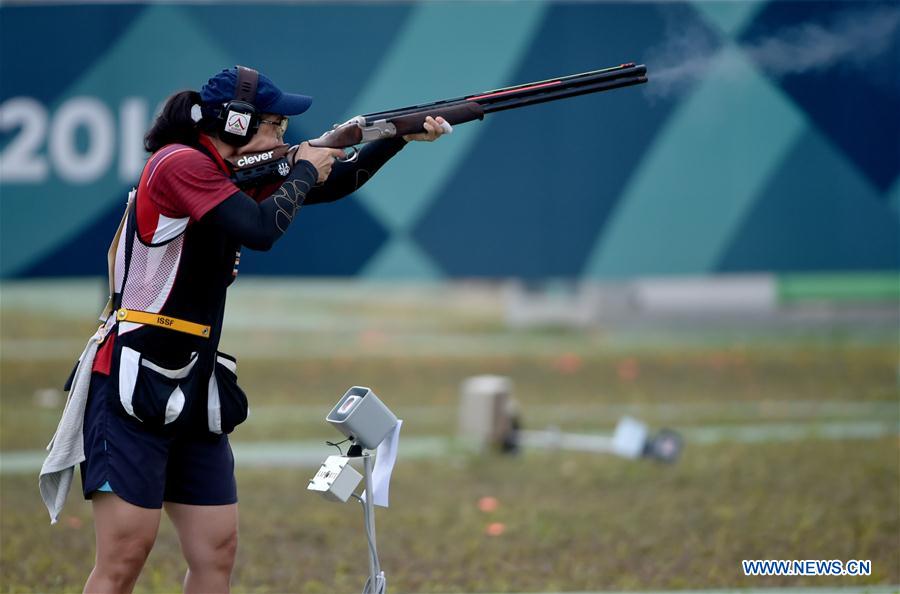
[207,352,249,435]
[118,346,199,429]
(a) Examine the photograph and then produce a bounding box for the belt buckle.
[96,311,118,342]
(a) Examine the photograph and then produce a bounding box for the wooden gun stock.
[389,102,484,137]
[308,122,363,149]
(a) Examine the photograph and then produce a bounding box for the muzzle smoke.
[645,5,900,98]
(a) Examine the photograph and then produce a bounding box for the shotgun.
[229,63,647,185]
[309,62,647,150]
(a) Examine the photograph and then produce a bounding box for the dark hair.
[144,90,205,152]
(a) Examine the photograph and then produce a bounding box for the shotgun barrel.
[362,63,646,120]
[309,63,648,149]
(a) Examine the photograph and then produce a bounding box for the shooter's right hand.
[291,142,345,183]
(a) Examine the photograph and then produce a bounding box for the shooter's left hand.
[403,116,450,142]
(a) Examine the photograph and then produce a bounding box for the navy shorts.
[80,372,237,508]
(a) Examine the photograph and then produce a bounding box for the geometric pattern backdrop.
[1,1,897,279]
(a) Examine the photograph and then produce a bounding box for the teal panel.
[177,4,414,141]
[363,234,440,279]
[347,1,549,234]
[889,177,900,214]
[718,127,898,271]
[0,5,147,103]
[583,44,806,278]
[691,0,767,38]
[410,1,703,278]
[0,5,232,277]
[2,2,897,279]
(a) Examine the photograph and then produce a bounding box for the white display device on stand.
[308,387,401,594]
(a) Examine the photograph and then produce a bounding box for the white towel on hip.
[39,330,102,524]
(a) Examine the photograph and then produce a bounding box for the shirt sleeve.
[304,137,407,205]
[203,160,319,251]
[244,179,284,203]
[148,148,240,221]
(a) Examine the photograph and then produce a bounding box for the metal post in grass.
[361,454,381,591]
[308,387,401,594]
[460,375,683,462]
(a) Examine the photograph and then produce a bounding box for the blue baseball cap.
[201,67,313,116]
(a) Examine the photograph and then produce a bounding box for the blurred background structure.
[1,0,898,592]
[2,0,898,280]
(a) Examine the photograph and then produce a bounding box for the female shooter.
[40,65,446,594]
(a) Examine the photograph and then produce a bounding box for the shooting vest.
[98,139,247,435]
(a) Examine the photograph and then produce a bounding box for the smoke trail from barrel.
[645,5,900,97]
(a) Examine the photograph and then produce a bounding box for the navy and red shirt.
[93,134,406,375]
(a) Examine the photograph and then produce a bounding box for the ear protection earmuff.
[216,65,260,147]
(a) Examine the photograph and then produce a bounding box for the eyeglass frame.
[259,117,288,137]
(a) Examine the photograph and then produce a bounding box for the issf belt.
[116,308,211,338]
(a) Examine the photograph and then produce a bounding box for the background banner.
[1,1,898,279]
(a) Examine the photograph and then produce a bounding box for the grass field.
[1,280,898,593]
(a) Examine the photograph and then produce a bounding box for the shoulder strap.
[195,135,233,175]
[98,189,136,322]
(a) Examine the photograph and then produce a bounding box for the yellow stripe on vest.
[116,309,211,338]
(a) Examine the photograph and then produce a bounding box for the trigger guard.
[338,147,359,163]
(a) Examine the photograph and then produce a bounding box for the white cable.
[361,498,378,566]
[362,572,386,594]
[353,495,381,586]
